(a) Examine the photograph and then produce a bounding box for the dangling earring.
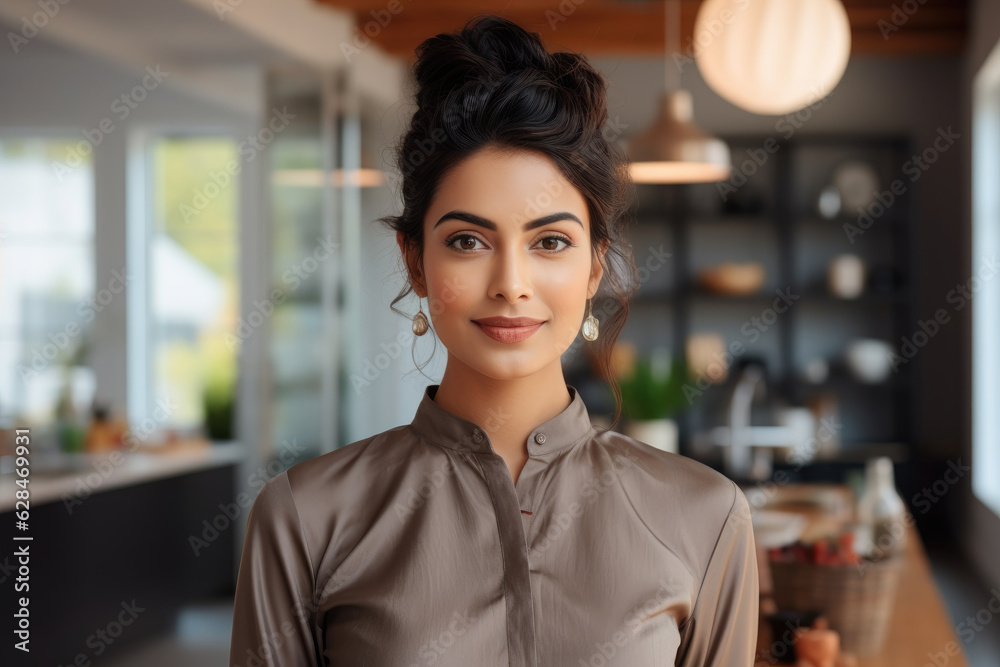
[412,298,429,336]
[581,298,599,341]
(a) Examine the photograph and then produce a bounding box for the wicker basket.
[769,555,903,656]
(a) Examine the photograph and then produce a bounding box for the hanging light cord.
[664,0,680,93]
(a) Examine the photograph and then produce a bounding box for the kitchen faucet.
[692,360,817,481]
[727,362,766,480]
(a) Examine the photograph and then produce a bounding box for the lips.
[472,317,545,344]
[473,316,545,327]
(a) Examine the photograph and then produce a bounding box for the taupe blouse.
[230,384,759,666]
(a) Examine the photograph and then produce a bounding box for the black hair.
[378,14,639,427]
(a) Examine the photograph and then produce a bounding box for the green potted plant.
[613,343,692,453]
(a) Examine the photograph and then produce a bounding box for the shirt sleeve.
[675,480,759,666]
[230,471,322,667]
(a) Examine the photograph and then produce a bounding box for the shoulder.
[591,426,739,515]
[247,424,421,566]
[277,424,424,523]
[590,427,747,571]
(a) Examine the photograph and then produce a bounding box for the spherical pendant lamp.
[693,0,851,115]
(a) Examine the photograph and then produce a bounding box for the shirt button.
[534,433,546,445]
[472,429,484,443]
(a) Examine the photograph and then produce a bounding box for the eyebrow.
[433,210,583,232]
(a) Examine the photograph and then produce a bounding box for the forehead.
[427,146,589,230]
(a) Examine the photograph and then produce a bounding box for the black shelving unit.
[626,133,917,462]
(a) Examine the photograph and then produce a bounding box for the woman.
[230,14,758,667]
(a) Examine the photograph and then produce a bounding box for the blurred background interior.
[1,0,1000,665]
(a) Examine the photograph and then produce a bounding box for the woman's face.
[401,145,606,380]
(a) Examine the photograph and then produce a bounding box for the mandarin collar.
[409,383,593,456]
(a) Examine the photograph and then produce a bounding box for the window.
[0,137,94,427]
[129,135,240,438]
[972,39,1000,518]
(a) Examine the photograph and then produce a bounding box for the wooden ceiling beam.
[315,0,966,58]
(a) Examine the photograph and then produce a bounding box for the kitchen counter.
[0,440,245,511]
[0,440,244,665]
[752,483,968,667]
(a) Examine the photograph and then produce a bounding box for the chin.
[440,323,573,378]
[468,355,548,381]
[445,341,553,381]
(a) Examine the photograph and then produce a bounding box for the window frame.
[126,125,243,435]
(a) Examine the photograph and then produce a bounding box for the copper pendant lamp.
[628,0,731,184]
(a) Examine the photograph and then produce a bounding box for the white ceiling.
[0,0,403,111]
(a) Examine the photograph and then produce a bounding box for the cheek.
[542,263,592,315]
[545,257,593,296]
[424,264,479,323]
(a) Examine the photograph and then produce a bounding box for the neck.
[432,356,572,460]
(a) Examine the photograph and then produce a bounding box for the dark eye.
[537,235,573,252]
[445,233,486,252]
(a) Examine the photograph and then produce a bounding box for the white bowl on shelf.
[844,338,895,384]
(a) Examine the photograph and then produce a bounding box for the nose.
[487,244,534,304]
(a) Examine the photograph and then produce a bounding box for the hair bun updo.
[379,13,639,428]
[410,14,610,149]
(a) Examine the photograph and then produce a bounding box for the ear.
[588,238,609,299]
[397,231,427,298]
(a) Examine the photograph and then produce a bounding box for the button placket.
[472,449,538,666]
[517,435,544,549]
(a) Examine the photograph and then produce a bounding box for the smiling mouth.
[472,320,545,344]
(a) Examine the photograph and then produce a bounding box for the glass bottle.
[856,457,907,559]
